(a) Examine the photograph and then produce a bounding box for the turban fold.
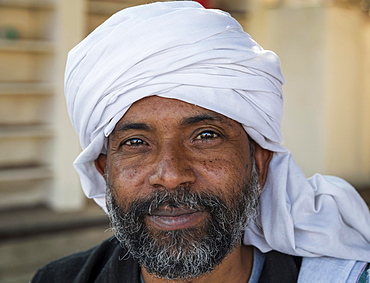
[65,1,370,262]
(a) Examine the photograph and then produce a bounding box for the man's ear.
[253,141,273,188]
[95,154,107,180]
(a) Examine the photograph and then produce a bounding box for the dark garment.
[32,237,301,283]
[32,237,140,283]
[259,249,301,283]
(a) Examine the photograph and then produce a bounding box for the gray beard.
[105,160,260,281]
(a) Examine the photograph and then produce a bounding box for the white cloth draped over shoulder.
[64,1,370,262]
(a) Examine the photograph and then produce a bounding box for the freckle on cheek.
[201,160,218,171]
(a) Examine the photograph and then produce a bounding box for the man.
[33,1,370,282]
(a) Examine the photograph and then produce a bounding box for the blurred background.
[0,0,369,282]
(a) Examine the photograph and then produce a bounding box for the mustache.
[118,186,226,220]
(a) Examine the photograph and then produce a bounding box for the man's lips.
[147,205,206,231]
[149,205,199,217]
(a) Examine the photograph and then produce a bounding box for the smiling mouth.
[147,205,207,231]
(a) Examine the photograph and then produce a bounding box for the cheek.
[197,130,251,186]
[196,151,249,189]
[107,158,149,203]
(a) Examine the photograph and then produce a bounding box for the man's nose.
[148,142,196,190]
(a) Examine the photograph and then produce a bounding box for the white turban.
[65,1,370,262]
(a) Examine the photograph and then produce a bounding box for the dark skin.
[95,96,272,283]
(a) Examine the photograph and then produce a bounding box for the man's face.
[96,96,265,280]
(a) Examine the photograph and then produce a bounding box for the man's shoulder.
[258,249,369,283]
[31,237,140,283]
[298,256,369,283]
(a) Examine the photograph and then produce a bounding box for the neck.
[141,244,254,283]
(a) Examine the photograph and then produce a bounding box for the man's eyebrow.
[113,122,150,134]
[180,113,223,126]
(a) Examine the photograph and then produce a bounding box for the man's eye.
[194,131,219,140]
[121,138,147,146]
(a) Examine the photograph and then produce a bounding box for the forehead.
[115,96,238,128]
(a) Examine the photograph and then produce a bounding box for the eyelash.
[193,131,219,141]
[121,138,147,147]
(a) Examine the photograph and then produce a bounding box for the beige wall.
[49,0,87,211]
[0,0,86,211]
[247,2,370,187]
